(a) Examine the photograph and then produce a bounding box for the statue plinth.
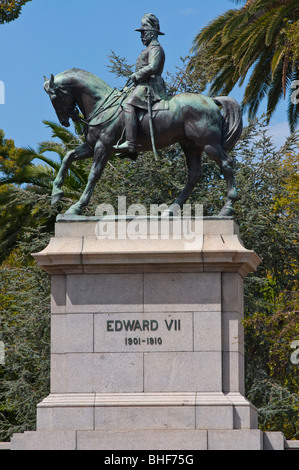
[10,217,286,450]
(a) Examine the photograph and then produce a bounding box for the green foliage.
[0,122,89,263]
[230,118,299,438]
[0,0,32,24]
[191,0,299,131]
[0,261,50,441]
[107,51,134,79]
[233,119,298,290]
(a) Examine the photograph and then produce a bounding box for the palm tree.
[191,0,299,131]
[0,121,89,262]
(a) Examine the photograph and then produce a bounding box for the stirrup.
[113,140,137,153]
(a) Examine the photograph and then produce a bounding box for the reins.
[54,80,133,151]
[66,85,133,128]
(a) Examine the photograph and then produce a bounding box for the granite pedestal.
[10,216,286,450]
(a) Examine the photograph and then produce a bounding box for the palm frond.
[191,10,236,51]
[38,141,65,159]
[42,120,82,147]
[191,0,299,130]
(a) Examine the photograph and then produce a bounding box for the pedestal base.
[35,392,258,432]
[8,217,287,450]
[11,429,286,450]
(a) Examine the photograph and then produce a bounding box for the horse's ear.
[49,74,55,88]
[43,75,48,82]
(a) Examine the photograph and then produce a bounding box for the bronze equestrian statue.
[44,14,243,217]
[113,13,168,159]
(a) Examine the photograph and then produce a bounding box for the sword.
[146,86,158,161]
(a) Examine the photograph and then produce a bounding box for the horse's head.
[44,74,77,127]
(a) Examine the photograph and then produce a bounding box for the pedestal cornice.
[33,216,261,277]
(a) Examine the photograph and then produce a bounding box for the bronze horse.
[44,68,243,216]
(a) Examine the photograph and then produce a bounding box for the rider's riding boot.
[113,104,137,154]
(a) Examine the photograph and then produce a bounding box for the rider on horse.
[113,14,168,156]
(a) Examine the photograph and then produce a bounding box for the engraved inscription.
[107,319,159,332]
[94,313,192,353]
[106,318,181,334]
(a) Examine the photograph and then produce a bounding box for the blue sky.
[0,0,291,149]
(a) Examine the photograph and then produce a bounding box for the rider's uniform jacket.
[127,39,167,109]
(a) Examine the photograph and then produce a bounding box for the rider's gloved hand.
[129,73,138,84]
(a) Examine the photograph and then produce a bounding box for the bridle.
[51,84,133,128]
[50,88,80,122]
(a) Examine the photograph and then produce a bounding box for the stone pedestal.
[10,217,286,450]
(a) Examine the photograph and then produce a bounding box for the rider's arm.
[132,45,165,83]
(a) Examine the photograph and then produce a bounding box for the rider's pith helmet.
[135,13,165,36]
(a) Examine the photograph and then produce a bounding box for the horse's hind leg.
[204,143,237,216]
[166,144,202,214]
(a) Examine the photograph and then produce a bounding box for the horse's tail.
[213,96,243,152]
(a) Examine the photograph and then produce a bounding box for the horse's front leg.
[65,142,109,215]
[52,143,93,204]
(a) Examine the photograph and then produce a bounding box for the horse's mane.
[55,68,112,94]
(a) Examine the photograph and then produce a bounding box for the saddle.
[136,97,170,122]
[152,98,170,112]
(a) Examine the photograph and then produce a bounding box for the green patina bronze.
[44,14,243,217]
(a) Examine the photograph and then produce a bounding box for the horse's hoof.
[217,206,235,217]
[65,204,82,216]
[51,189,64,205]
